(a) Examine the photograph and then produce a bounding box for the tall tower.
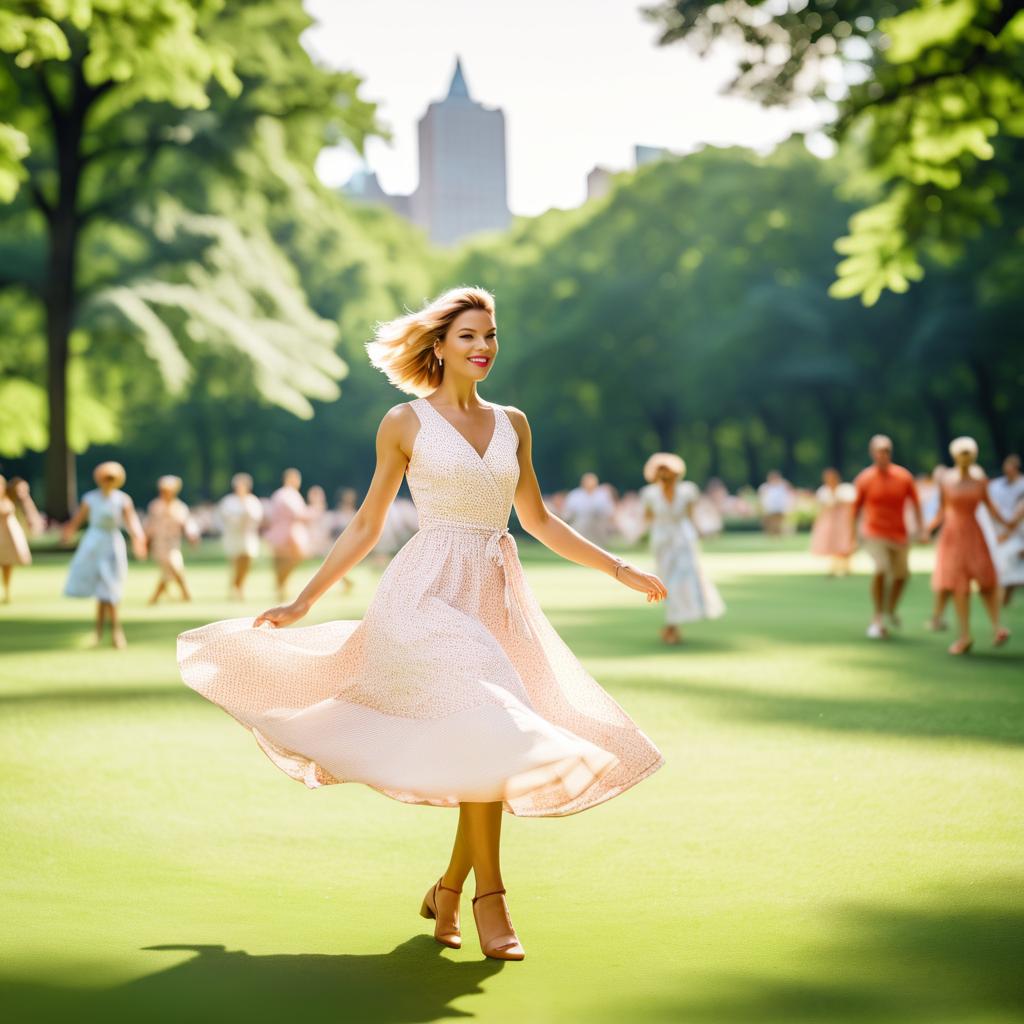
[413,57,511,246]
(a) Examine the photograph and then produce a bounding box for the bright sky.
[304,0,829,217]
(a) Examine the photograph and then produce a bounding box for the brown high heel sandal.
[472,888,525,961]
[419,876,462,948]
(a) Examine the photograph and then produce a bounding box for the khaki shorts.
[863,537,910,580]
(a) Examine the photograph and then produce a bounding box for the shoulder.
[853,467,874,487]
[380,400,421,433]
[680,480,699,499]
[501,403,528,431]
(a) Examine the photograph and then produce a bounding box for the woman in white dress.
[145,475,200,604]
[990,454,1024,605]
[217,472,264,600]
[177,286,668,961]
[640,453,725,644]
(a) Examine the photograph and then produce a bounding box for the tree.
[0,0,379,516]
[642,0,1024,304]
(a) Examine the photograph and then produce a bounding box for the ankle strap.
[472,887,506,904]
[437,878,462,895]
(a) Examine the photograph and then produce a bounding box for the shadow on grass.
[619,877,1024,1024]
[0,935,504,1024]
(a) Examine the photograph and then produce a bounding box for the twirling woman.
[177,286,666,960]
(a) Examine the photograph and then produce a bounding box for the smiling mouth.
[468,357,491,366]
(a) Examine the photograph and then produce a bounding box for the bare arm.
[506,407,665,602]
[122,496,148,558]
[254,405,416,627]
[61,498,90,543]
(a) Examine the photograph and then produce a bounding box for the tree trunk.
[41,67,88,520]
[968,356,1008,460]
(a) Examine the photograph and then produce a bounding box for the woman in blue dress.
[62,461,147,648]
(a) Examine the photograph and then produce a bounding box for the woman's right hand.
[253,599,310,629]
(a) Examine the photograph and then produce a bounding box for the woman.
[145,475,199,604]
[926,437,1012,654]
[217,472,264,600]
[640,453,725,644]
[264,467,313,602]
[0,474,32,602]
[176,286,666,961]
[810,467,856,577]
[62,461,147,648]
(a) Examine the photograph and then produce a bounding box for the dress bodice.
[406,398,520,530]
[85,489,126,532]
[641,481,698,529]
[942,475,985,521]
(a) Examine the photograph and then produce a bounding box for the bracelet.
[612,557,626,579]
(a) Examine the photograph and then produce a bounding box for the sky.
[304,0,830,218]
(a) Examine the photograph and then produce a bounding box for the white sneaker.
[866,622,888,639]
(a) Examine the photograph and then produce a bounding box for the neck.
[435,377,482,408]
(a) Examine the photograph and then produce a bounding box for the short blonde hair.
[949,435,978,460]
[365,286,495,397]
[157,474,182,495]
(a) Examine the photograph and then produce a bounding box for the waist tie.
[418,518,534,642]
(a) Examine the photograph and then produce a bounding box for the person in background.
[0,473,32,602]
[562,472,616,544]
[265,467,314,602]
[306,484,332,558]
[331,488,360,593]
[62,461,147,648]
[145,475,200,605]
[758,470,792,537]
[850,434,924,639]
[925,437,1012,654]
[810,467,856,577]
[217,472,264,601]
[640,451,725,644]
[989,454,1024,606]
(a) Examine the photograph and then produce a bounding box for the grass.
[1,536,1022,1024]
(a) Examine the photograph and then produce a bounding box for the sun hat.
[948,436,978,459]
[643,452,686,483]
[93,461,126,488]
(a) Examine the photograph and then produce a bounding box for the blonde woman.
[145,475,200,604]
[925,437,1012,654]
[62,461,147,648]
[265,467,313,601]
[177,286,666,961]
[640,453,725,644]
[217,472,264,600]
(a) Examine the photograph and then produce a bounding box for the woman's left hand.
[615,563,667,603]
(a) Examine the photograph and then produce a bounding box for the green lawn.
[2,536,1022,1024]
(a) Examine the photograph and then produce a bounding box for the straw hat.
[948,435,978,460]
[157,474,183,495]
[93,461,126,488]
[643,452,686,483]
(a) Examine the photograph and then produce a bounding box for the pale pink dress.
[177,399,664,816]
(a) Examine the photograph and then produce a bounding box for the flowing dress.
[63,489,130,604]
[810,483,856,557]
[265,486,311,561]
[988,475,1024,587]
[640,481,725,625]
[0,496,31,566]
[147,497,197,581]
[932,475,998,594]
[176,399,664,816]
[218,493,264,559]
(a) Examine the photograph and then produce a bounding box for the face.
[581,472,598,490]
[657,466,678,484]
[823,468,839,487]
[953,448,975,469]
[283,468,301,489]
[1005,457,1021,479]
[436,308,497,380]
[870,441,892,468]
[233,474,252,495]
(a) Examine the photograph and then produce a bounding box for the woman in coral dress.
[264,467,314,601]
[176,287,667,961]
[926,437,1012,654]
[810,468,856,576]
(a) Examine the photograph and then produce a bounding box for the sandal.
[948,637,974,655]
[472,888,525,961]
[993,627,1011,648]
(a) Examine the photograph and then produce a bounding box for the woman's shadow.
[9,936,505,1024]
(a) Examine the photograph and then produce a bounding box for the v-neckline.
[421,399,499,462]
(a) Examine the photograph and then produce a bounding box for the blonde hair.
[949,435,978,460]
[365,286,496,396]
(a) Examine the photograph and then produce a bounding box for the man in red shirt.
[851,434,924,638]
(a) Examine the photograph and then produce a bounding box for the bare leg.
[1003,585,1015,608]
[109,602,126,648]
[92,600,108,644]
[148,579,167,605]
[950,590,970,650]
[167,564,191,601]
[978,587,1009,643]
[870,573,886,624]
[274,555,298,602]
[886,576,907,616]
[443,806,474,892]
[1,565,11,602]
[232,554,252,598]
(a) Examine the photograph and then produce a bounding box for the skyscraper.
[413,57,511,245]
[342,57,511,246]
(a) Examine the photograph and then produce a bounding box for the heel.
[421,877,461,949]
[419,894,435,920]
